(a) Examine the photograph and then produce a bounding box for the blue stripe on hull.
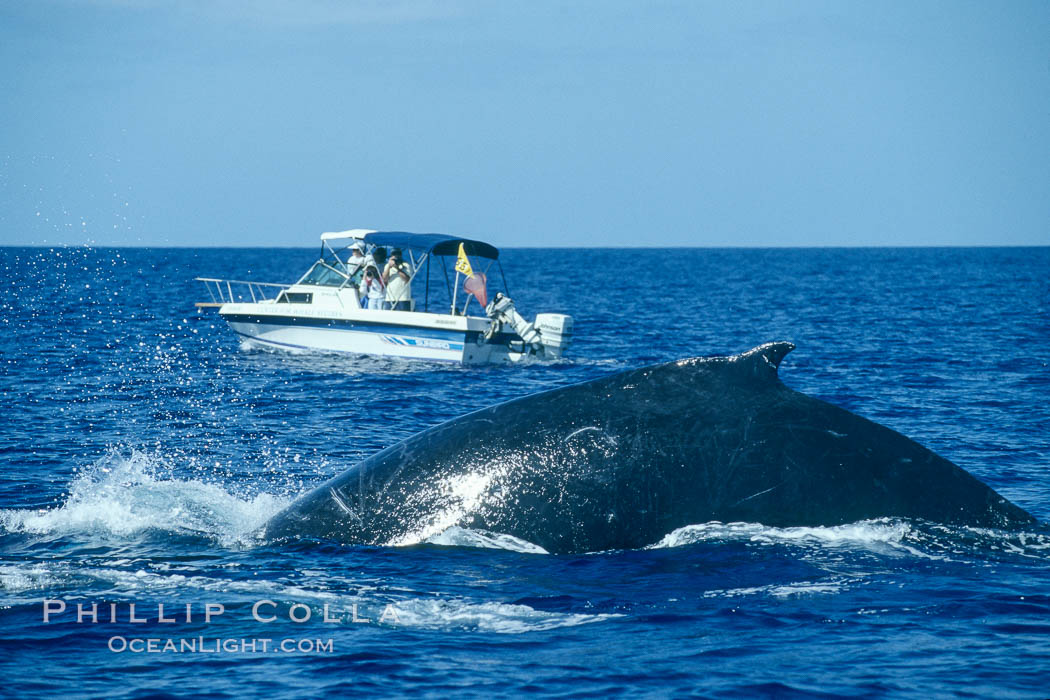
[230,330,464,362]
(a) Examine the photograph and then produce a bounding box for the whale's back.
[262,343,1037,553]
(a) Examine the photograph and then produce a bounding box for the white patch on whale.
[423,526,548,553]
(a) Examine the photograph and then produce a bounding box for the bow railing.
[194,277,288,308]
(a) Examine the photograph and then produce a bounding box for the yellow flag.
[455,242,474,276]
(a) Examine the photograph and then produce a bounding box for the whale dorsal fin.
[736,342,795,382]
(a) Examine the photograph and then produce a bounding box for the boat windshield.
[298,261,348,287]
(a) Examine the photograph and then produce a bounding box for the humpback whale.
[262,343,1038,553]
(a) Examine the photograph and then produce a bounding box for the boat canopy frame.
[360,232,509,315]
[266,230,508,316]
[362,232,499,260]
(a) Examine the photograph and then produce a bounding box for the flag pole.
[451,270,459,315]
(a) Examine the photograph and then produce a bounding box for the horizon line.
[1,243,1048,251]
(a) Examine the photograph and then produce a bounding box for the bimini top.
[320,229,376,242]
[363,231,500,260]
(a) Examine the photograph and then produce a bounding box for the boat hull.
[219,304,529,364]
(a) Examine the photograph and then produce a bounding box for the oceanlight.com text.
[107,636,335,654]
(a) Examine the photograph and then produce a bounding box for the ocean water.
[1,245,1048,698]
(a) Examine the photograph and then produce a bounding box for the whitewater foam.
[392,598,618,633]
[0,563,53,593]
[0,450,289,545]
[702,578,853,599]
[650,519,915,552]
[0,558,612,633]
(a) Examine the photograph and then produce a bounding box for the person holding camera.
[383,248,414,311]
[358,264,384,310]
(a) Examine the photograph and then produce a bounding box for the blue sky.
[1,0,1047,247]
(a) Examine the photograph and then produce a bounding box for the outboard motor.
[484,293,543,353]
[483,293,574,358]
[533,312,574,358]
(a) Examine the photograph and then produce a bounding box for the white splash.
[0,450,289,545]
[0,563,54,593]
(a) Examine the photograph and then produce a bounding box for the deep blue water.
[1,246,1048,698]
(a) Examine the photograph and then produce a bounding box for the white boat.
[196,230,574,364]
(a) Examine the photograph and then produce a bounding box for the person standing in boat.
[383,248,414,311]
[346,241,370,277]
[358,265,385,310]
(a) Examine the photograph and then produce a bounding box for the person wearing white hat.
[346,241,370,277]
